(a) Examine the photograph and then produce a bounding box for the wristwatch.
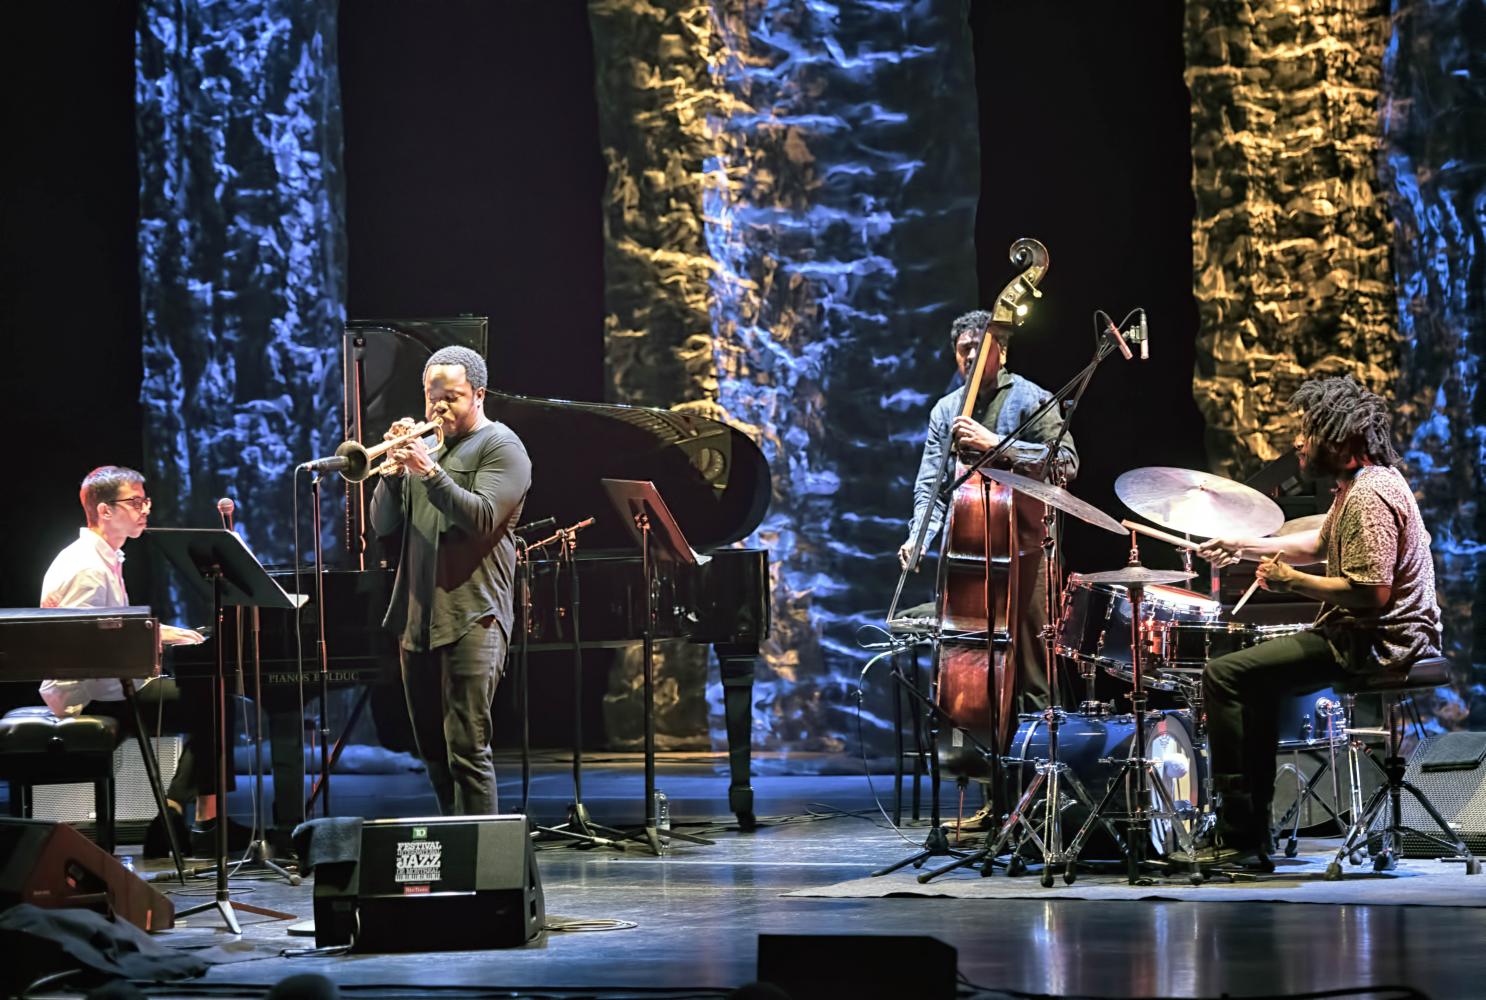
[421,463,442,481]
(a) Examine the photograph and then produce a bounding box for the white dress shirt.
[38,528,141,715]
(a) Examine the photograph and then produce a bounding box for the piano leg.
[716,644,757,830]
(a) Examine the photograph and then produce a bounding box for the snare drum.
[1056,579,1221,670]
[1146,621,1309,670]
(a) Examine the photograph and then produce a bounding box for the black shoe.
[1171,826,1272,870]
[190,817,254,856]
[143,808,191,859]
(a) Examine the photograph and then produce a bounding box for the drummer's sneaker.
[1170,825,1274,871]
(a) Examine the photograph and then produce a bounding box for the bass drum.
[1007,710,1205,859]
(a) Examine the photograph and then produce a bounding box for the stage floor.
[112,766,1486,999]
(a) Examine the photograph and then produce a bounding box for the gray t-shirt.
[1316,465,1441,671]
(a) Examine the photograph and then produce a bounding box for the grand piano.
[175,389,772,827]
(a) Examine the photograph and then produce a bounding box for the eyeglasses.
[106,496,152,513]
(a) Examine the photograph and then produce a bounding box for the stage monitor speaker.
[314,814,543,952]
[1384,731,1486,857]
[757,934,957,1000]
[0,818,174,932]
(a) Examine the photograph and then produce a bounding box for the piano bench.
[0,707,120,853]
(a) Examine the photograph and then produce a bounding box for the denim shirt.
[906,368,1079,547]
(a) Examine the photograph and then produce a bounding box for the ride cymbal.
[1114,466,1284,539]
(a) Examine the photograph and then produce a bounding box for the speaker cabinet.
[0,818,174,932]
[314,814,542,951]
[1389,731,1486,857]
[758,934,958,1000]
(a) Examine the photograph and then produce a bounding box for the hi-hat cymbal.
[981,468,1126,535]
[1115,466,1284,539]
[1275,513,1327,536]
[1074,566,1197,587]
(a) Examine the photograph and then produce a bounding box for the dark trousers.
[87,676,233,805]
[1202,628,1349,826]
[1015,551,1050,714]
[400,621,505,815]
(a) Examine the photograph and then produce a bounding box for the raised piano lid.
[485,391,771,552]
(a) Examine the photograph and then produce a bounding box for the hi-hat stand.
[147,528,300,933]
[529,519,628,851]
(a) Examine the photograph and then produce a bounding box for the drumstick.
[1121,519,1199,551]
[1231,577,1261,615]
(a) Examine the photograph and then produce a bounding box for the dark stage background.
[3,2,1480,742]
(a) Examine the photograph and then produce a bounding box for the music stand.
[147,528,302,932]
[599,480,716,856]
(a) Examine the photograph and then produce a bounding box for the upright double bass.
[934,239,1050,770]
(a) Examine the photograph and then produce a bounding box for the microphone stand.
[217,506,300,885]
[531,519,628,850]
[309,471,333,817]
[875,417,973,875]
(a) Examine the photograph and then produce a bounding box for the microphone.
[217,497,235,530]
[1138,309,1149,361]
[515,516,557,535]
[1104,318,1133,361]
[299,455,350,473]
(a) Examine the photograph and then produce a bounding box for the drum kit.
[909,463,1339,886]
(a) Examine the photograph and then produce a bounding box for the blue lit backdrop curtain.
[1381,0,1486,726]
[136,0,346,612]
[588,1,981,753]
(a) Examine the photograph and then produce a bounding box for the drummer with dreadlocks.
[1185,376,1442,866]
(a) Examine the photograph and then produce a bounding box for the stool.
[1325,656,1481,878]
[0,707,120,853]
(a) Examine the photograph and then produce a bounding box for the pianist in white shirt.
[38,465,226,853]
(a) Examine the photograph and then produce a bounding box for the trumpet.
[334,419,444,482]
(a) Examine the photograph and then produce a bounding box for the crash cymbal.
[981,468,1127,535]
[1074,565,1197,587]
[1115,466,1284,539]
[1275,513,1327,536]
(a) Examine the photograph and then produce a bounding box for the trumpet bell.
[335,439,372,481]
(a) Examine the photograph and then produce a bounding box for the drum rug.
[784,846,1485,907]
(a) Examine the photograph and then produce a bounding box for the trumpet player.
[369,346,531,816]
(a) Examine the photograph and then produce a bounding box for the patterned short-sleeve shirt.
[1316,465,1441,670]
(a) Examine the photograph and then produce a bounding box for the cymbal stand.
[1061,536,1203,886]
[531,520,627,850]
